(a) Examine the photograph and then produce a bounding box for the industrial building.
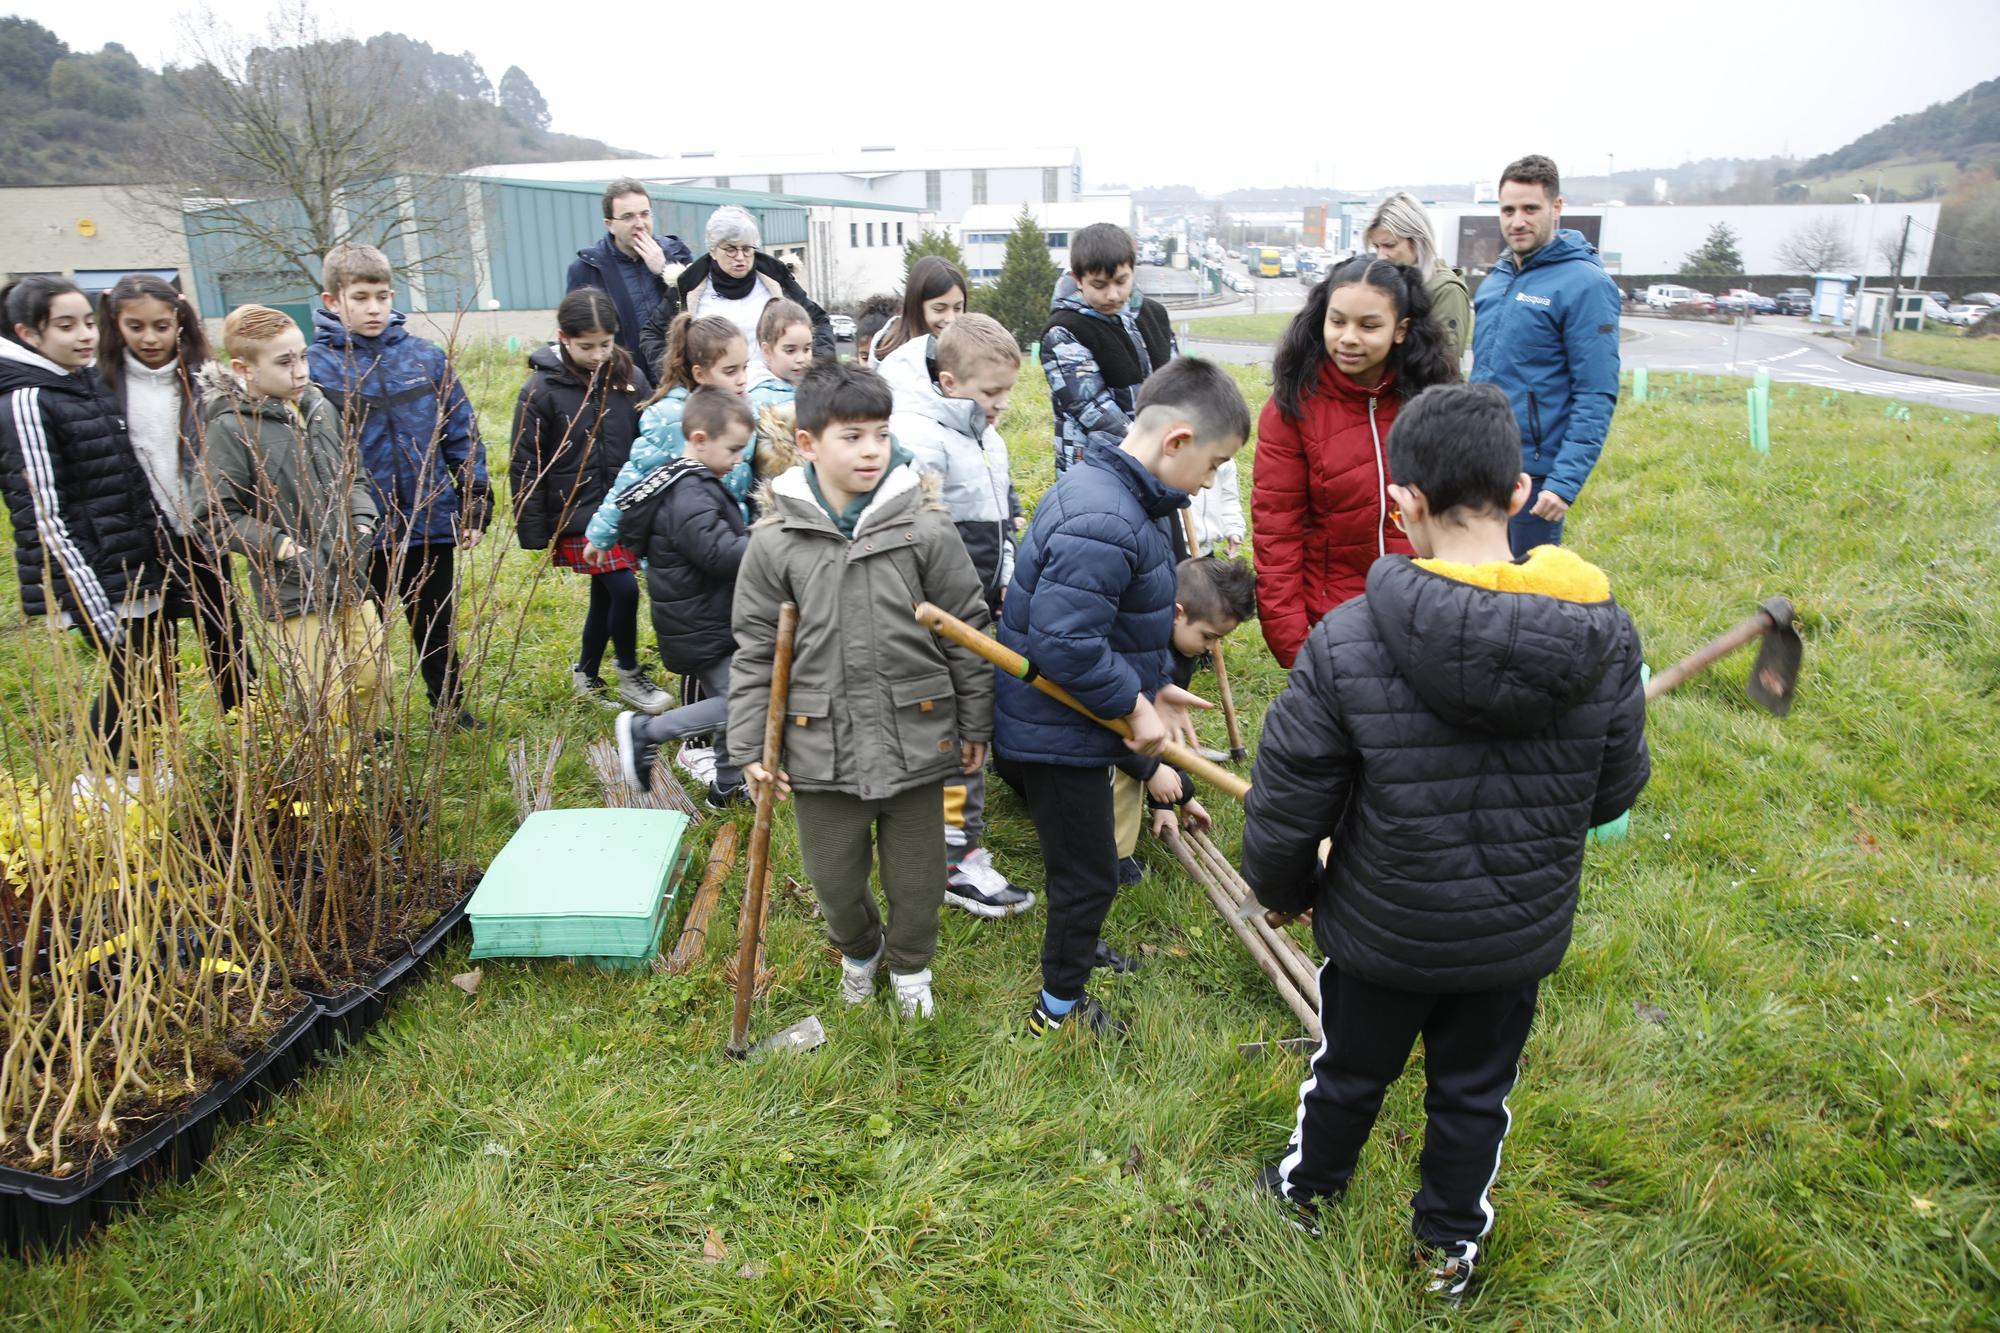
[955,197,1136,281]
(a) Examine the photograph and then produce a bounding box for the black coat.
[618,456,747,674]
[1241,552,1651,992]
[507,346,652,550]
[0,342,166,643]
[638,253,836,379]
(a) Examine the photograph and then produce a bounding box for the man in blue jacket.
[566,178,694,361]
[1469,155,1622,557]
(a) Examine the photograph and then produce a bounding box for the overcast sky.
[17,0,1999,193]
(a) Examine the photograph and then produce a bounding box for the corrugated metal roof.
[476,176,925,214]
[467,145,1080,181]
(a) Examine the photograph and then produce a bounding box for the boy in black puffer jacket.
[1241,383,1649,1303]
[611,387,757,807]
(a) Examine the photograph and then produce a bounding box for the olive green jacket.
[1429,262,1474,368]
[728,464,994,800]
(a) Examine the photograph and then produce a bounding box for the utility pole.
[1879,213,1911,359]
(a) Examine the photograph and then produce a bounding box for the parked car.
[829,314,856,341]
[1773,288,1814,315]
[1918,298,1954,323]
[1924,291,1952,308]
[1717,289,1778,314]
[1643,283,1697,309]
[1936,303,1990,327]
[1677,291,1719,314]
[1959,290,2000,307]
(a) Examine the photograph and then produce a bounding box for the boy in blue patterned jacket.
[309,243,489,729]
[1040,223,1179,474]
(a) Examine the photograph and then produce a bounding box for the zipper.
[1369,395,1386,557]
[1528,392,1543,465]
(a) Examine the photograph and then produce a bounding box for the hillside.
[0,16,645,187]
[1787,75,2000,187]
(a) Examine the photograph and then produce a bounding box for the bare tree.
[1773,214,1857,274]
[142,3,468,297]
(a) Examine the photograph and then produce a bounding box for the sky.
[17,0,2000,194]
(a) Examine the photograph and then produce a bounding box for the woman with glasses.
[639,206,835,384]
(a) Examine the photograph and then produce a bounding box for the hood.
[1365,547,1624,736]
[1050,271,1147,315]
[1510,228,1606,275]
[196,361,322,425]
[311,305,407,349]
[877,336,985,441]
[0,337,81,394]
[526,342,577,379]
[758,455,937,535]
[1315,358,1397,405]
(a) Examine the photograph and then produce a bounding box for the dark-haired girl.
[869,256,967,363]
[97,275,254,713]
[509,288,670,712]
[1252,257,1460,668]
[0,276,170,780]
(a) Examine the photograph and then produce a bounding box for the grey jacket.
[188,369,378,620]
[728,464,995,800]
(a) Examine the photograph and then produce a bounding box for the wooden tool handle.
[1645,606,1775,701]
[1180,509,1250,761]
[913,602,1252,802]
[728,602,798,1057]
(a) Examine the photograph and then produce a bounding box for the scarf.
[709,258,759,301]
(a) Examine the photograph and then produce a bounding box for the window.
[896,222,905,245]
[1043,167,1058,203]
[1044,232,1069,248]
[925,170,941,212]
[972,169,988,206]
[768,175,784,194]
[966,232,1009,246]
[866,222,875,247]
[714,176,730,189]
[850,222,859,247]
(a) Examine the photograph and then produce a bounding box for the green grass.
[1178,312,1294,342]
[3,358,1998,1329]
[1883,329,2000,377]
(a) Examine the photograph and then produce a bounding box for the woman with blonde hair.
[1363,192,1473,366]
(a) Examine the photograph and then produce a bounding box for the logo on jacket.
[1514,292,1552,307]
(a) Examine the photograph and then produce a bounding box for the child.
[869,256,967,364]
[728,362,994,1019]
[1108,556,1258,900]
[1252,256,1459,669]
[880,311,1034,919]
[1241,383,1650,1301]
[1041,222,1178,474]
[308,244,489,730]
[753,298,817,401]
[507,288,670,713]
[994,357,1250,1038]
[850,293,901,369]
[190,306,387,734]
[612,386,757,808]
[0,277,171,779]
[1188,456,1245,558]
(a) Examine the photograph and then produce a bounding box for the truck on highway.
[1252,247,1281,278]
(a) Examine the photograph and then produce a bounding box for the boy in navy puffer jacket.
[995,358,1249,1039]
[309,244,490,729]
[1242,383,1649,1302]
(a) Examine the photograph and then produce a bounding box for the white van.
[1644,284,1697,310]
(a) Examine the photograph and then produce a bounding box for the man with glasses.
[566,178,694,361]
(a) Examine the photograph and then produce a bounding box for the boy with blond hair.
[878,311,1034,918]
[190,306,386,731]
[309,243,489,730]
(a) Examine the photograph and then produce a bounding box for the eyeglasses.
[713,244,756,259]
[612,209,652,224]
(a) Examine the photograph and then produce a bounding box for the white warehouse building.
[955,197,1135,282]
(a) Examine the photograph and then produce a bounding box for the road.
[1187,303,2000,415]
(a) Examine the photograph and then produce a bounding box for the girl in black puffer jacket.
[0,276,170,776]
[509,289,669,713]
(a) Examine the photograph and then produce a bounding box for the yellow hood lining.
[1413,545,1611,604]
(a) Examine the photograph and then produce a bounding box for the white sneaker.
[676,744,717,785]
[891,968,934,1018]
[840,940,885,1004]
[944,847,1036,918]
[615,665,672,714]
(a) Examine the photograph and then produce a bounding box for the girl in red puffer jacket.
[1252,257,1460,667]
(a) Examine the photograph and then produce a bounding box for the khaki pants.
[1112,769,1144,859]
[272,602,391,735]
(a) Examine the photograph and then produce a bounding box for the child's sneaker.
[840,940,885,1004]
[1415,1239,1479,1304]
[706,778,750,810]
[1092,939,1141,973]
[1025,992,1126,1040]
[572,667,618,710]
[1253,1162,1324,1238]
[614,664,672,713]
[944,847,1036,918]
[1116,856,1145,886]
[891,968,934,1018]
[676,743,718,786]
[615,711,658,789]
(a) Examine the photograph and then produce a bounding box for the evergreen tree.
[498,66,551,130]
[973,210,1060,349]
[902,228,964,280]
[0,17,67,97]
[1678,222,1745,276]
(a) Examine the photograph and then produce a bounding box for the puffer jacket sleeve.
[508,377,558,550]
[433,351,490,533]
[586,397,682,549]
[1213,457,1246,544]
[1041,327,1132,460]
[918,515,995,744]
[726,529,788,772]
[187,413,285,567]
[1250,398,1311,667]
[0,387,119,645]
[1241,623,1358,916]
[1589,612,1652,825]
[1544,276,1623,503]
[676,484,749,580]
[1028,509,1145,721]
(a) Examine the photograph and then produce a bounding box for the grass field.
[1176,312,1294,342]
[2,354,1996,1329]
[1883,329,2000,377]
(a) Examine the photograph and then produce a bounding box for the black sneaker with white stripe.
[1414,1239,1479,1303]
[944,847,1035,917]
[1254,1162,1324,1237]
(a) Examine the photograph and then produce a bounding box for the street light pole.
[1850,189,1872,337]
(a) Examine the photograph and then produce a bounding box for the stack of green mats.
[467,809,693,970]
